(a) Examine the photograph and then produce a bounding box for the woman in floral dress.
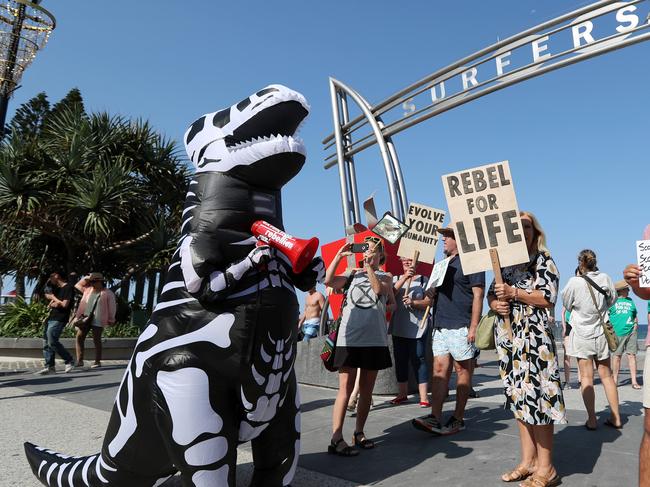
[488,211,565,487]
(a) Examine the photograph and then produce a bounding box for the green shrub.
[0,298,49,337]
[0,299,141,338]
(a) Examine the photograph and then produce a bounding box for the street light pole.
[0,0,55,139]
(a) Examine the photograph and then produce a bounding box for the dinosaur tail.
[24,442,117,487]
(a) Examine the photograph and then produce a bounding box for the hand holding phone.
[350,243,370,253]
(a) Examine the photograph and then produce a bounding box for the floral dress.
[489,251,567,425]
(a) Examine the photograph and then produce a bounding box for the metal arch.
[329,77,407,230]
[322,0,650,165]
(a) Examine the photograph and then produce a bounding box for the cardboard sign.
[425,257,451,290]
[397,203,445,264]
[637,240,650,287]
[441,161,529,274]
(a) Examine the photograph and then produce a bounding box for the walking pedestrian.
[412,225,484,436]
[298,287,326,341]
[35,271,76,375]
[324,236,395,456]
[73,272,116,369]
[623,263,650,487]
[489,211,565,487]
[610,280,641,388]
[562,249,621,431]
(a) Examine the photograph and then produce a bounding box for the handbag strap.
[583,276,607,328]
[582,274,610,298]
[86,291,101,317]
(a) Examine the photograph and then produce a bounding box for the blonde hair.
[520,211,549,254]
[577,249,598,274]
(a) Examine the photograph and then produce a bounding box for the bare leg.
[641,408,650,487]
[596,357,621,426]
[332,367,356,442]
[418,382,428,404]
[532,424,557,479]
[578,357,597,428]
[628,353,640,387]
[612,354,621,385]
[75,327,88,365]
[348,369,361,410]
[354,369,379,437]
[430,354,452,420]
[501,420,536,481]
[563,338,571,385]
[453,358,472,420]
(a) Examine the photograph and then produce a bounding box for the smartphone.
[350,243,370,253]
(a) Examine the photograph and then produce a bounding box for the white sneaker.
[64,363,75,373]
[35,366,55,375]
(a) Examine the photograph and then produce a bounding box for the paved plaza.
[0,350,644,486]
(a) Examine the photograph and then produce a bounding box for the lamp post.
[0,0,55,138]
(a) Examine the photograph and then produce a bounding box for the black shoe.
[443,415,465,435]
[469,389,479,398]
[411,414,444,434]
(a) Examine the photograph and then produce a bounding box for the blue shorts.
[431,327,476,362]
[302,318,320,341]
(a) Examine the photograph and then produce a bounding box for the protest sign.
[637,240,650,287]
[441,160,528,275]
[397,203,445,265]
[425,257,451,290]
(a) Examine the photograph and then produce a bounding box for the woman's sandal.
[501,465,534,482]
[327,438,359,457]
[604,418,623,429]
[519,471,561,487]
[389,395,408,405]
[352,431,375,450]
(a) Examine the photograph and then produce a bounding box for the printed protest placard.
[441,161,529,275]
[636,240,650,287]
[425,257,451,290]
[397,203,445,264]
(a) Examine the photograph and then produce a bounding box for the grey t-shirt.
[390,275,428,339]
[337,270,389,348]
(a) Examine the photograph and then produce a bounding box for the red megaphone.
[251,220,319,274]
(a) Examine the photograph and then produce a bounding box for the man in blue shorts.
[298,287,326,341]
[412,226,485,435]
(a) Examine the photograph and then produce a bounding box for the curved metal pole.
[330,78,404,221]
[329,79,353,229]
[340,93,361,223]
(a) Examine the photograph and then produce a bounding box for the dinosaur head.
[184,84,309,190]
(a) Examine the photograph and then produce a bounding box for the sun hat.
[87,272,105,282]
[614,280,629,291]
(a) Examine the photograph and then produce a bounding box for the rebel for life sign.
[442,161,528,274]
[397,203,445,264]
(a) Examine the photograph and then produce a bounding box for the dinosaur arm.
[286,257,325,292]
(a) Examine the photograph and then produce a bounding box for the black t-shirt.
[49,283,74,322]
[434,255,485,329]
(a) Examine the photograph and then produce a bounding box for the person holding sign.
[389,257,432,407]
[412,225,485,436]
[324,236,395,456]
[561,249,620,431]
[487,211,565,487]
[623,262,650,487]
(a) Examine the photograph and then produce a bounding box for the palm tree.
[0,89,189,298]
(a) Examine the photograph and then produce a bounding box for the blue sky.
[4,0,649,319]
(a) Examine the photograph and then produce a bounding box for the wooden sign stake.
[489,248,513,341]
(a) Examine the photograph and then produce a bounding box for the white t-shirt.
[561,271,616,339]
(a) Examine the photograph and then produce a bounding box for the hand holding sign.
[636,240,650,287]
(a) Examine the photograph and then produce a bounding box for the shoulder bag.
[476,310,498,350]
[320,271,356,372]
[582,276,618,351]
[71,293,100,334]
